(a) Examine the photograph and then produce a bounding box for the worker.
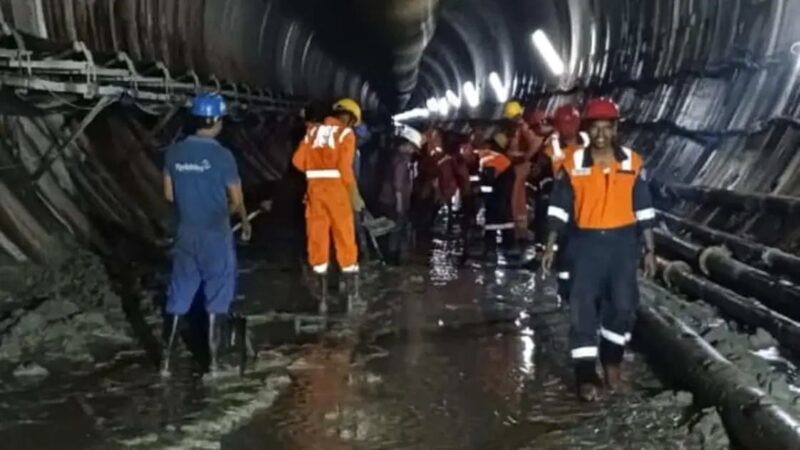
[478,133,514,255]
[503,101,544,244]
[291,98,365,315]
[161,93,251,377]
[378,124,422,265]
[437,134,461,227]
[413,127,443,234]
[536,105,591,300]
[541,98,657,401]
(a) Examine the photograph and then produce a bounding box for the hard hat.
[333,98,362,125]
[191,93,227,118]
[554,105,581,134]
[503,100,524,119]
[584,98,620,121]
[397,125,422,148]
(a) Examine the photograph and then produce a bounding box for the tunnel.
[2,0,800,448]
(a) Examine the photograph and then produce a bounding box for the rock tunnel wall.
[0,105,300,264]
[528,0,800,254]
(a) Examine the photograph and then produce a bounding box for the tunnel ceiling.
[2,0,800,115]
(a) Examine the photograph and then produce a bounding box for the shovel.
[232,200,272,233]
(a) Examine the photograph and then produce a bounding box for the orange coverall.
[292,117,358,274]
[507,125,543,238]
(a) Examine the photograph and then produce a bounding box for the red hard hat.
[584,98,620,121]
[554,105,581,134]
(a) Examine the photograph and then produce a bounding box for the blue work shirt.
[164,135,240,234]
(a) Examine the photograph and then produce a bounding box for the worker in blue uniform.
[160,93,251,377]
[541,98,657,401]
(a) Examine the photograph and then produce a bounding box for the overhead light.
[446,90,461,108]
[426,97,439,113]
[488,72,509,103]
[437,97,449,115]
[393,108,430,122]
[463,81,480,108]
[532,29,565,76]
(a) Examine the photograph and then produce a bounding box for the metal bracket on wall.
[30,95,116,181]
[0,23,305,114]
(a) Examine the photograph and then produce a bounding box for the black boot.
[318,274,329,316]
[208,313,222,377]
[160,315,181,377]
[344,272,360,313]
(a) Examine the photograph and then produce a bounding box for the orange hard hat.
[584,98,620,121]
[554,105,581,135]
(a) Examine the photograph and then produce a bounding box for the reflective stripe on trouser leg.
[599,234,639,365]
[306,195,331,271]
[569,232,611,363]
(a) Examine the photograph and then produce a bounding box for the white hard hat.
[397,125,422,148]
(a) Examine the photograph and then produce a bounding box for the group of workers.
[160,93,657,401]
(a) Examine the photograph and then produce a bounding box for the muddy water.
[224,235,698,450]
[0,224,701,449]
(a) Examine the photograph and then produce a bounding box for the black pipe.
[658,259,800,354]
[653,228,701,263]
[636,304,800,450]
[655,229,800,322]
[661,212,800,281]
[699,247,800,322]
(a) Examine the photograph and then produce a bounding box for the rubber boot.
[318,274,329,316]
[344,272,360,314]
[208,313,221,377]
[574,360,601,402]
[160,315,181,377]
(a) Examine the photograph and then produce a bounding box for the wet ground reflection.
[224,232,696,449]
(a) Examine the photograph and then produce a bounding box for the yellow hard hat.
[503,100,524,119]
[333,98,362,125]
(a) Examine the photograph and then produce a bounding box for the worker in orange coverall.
[502,101,544,245]
[292,98,365,315]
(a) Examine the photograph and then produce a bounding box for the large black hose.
[636,304,800,450]
[654,229,800,323]
[658,259,800,354]
[661,211,800,282]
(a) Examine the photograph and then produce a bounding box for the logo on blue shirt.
[174,159,212,173]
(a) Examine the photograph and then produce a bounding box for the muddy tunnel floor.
[0,221,717,450]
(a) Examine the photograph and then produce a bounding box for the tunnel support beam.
[636,303,800,449]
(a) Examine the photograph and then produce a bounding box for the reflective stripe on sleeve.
[571,346,598,360]
[470,175,480,182]
[557,272,570,280]
[636,208,656,221]
[480,186,494,193]
[547,206,569,222]
[306,170,342,179]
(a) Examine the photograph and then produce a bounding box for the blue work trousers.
[167,228,237,315]
[569,226,639,366]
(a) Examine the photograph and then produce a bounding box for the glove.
[349,187,365,212]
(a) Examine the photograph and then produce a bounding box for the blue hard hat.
[191,94,227,118]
